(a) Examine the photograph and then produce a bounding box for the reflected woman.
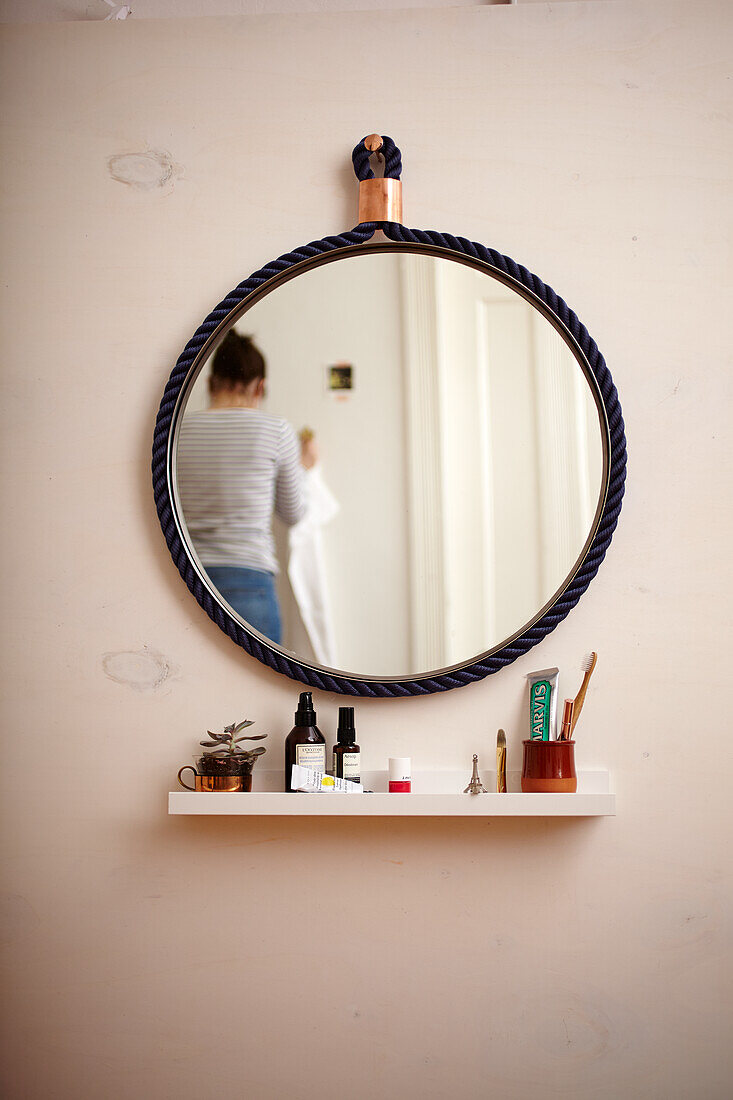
[176,331,316,644]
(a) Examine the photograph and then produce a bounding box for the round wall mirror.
[154,239,623,696]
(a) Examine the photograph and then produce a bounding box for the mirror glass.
[172,249,606,679]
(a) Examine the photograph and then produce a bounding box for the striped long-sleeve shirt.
[176,409,306,574]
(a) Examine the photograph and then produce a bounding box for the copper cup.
[521,740,577,793]
[177,766,252,792]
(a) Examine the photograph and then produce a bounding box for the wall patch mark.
[102,647,178,693]
[107,150,182,192]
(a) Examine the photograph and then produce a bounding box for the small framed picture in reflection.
[327,363,354,392]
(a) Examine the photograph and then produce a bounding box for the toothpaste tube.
[290,764,363,793]
[526,667,559,741]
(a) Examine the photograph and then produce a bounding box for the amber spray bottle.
[332,706,361,784]
[284,691,326,792]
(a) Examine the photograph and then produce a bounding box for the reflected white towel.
[287,467,339,666]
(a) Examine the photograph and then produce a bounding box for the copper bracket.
[358,135,403,224]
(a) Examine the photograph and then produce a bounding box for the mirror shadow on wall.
[173,250,606,679]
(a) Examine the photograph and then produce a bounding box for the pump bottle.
[284,691,326,792]
[332,706,361,784]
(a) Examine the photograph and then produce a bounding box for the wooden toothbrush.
[570,651,597,737]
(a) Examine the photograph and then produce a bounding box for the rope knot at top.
[351,134,403,181]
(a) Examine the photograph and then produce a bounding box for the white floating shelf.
[169,769,614,817]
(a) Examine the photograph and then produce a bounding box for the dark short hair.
[209,331,265,392]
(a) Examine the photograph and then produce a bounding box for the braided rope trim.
[152,227,626,698]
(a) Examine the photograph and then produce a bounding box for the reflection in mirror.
[174,251,605,678]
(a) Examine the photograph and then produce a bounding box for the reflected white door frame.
[400,255,447,671]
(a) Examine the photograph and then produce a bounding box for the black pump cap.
[295,691,316,725]
[337,706,355,742]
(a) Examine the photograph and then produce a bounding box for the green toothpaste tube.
[527,667,559,741]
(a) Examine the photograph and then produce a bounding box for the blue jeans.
[205,566,282,644]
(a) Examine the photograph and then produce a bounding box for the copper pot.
[178,758,254,792]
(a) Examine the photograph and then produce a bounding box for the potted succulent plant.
[178,720,267,792]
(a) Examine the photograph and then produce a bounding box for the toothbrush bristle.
[581,651,597,671]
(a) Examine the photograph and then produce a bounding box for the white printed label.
[342,752,360,780]
[296,743,326,770]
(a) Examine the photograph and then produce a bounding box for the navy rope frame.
[152,136,626,698]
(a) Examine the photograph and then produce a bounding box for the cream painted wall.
[1,3,732,1098]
